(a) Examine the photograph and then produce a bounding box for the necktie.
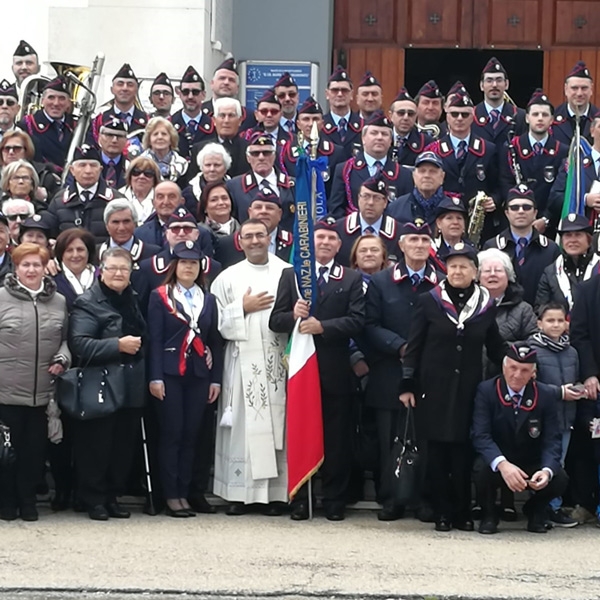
[456,140,467,162]
[490,109,501,130]
[184,289,194,312]
[512,393,521,409]
[81,190,91,204]
[55,120,65,143]
[106,160,117,187]
[286,119,295,134]
[533,142,543,156]
[516,237,528,266]
[364,226,375,234]
[410,273,421,288]
[187,119,197,134]
[317,266,328,292]
[117,112,129,125]
[374,160,383,175]
[338,117,347,142]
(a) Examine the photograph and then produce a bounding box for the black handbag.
[0,421,16,469]
[56,363,125,420]
[381,405,420,506]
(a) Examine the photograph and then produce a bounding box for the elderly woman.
[400,243,505,532]
[68,248,147,521]
[1,159,46,212]
[119,156,161,226]
[182,142,231,212]
[0,129,61,201]
[17,213,54,249]
[0,243,70,521]
[140,116,188,183]
[2,197,35,246]
[197,180,238,237]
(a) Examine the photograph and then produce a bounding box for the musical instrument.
[416,122,441,139]
[506,128,523,186]
[467,191,487,247]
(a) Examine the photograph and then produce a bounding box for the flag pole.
[575,105,582,213]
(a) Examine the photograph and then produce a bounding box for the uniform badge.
[479,116,486,124]
[377,180,386,192]
[32,214,41,222]
[555,115,564,122]
[525,398,533,408]
[543,166,555,183]
[139,118,145,125]
[522,148,529,156]
[476,163,486,181]
[528,418,541,439]
[411,142,418,149]
[322,168,330,182]
[185,240,194,249]
[568,213,577,222]
[452,197,460,205]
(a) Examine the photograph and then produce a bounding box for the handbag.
[381,405,420,507]
[0,421,16,469]
[57,363,125,420]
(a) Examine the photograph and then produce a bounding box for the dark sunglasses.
[277,91,298,99]
[168,225,196,234]
[0,99,17,107]
[258,108,280,116]
[394,109,417,117]
[2,145,24,153]
[131,168,156,178]
[248,150,275,157]
[328,87,352,94]
[448,111,471,119]
[507,203,534,212]
[180,88,202,96]
[6,213,30,221]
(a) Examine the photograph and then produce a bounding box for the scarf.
[430,280,494,332]
[555,253,600,310]
[413,186,445,224]
[62,264,96,296]
[530,331,570,353]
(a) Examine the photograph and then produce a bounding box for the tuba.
[467,191,487,248]
[416,122,441,139]
[17,74,51,120]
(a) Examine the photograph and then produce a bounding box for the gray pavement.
[0,508,598,600]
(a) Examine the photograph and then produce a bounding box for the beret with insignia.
[506,185,536,207]
[100,117,127,135]
[328,65,352,86]
[398,219,432,238]
[248,130,275,147]
[172,240,203,261]
[0,79,18,100]
[73,144,101,163]
[436,194,468,217]
[447,80,468,97]
[167,205,197,226]
[274,72,297,89]
[365,110,392,129]
[19,213,54,239]
[357,71,381,89]
[417,80,442,99]
[361,173,388,199]
[445,241,478,265]
[43,76,69,95]
[527,88,553,112]
[181,65,205,88]
[215,57,238,75]
[252,187,281,207]
[256,88,280,109]
[314,217,338,232]
[151,72,173,93]
[297,95,323,115]
[14,40,37,57]
[566,60,592,81]
[557,213,593,234]
[415,150,443,169]
[113,63,138,82]
[392,86,415,104]
[447,93,474,109]
[506,342,537,364]
[481,56,507,78]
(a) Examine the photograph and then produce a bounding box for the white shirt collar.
[76,182,99,197]
[449,133,470,149]
[484,101,504,115]
[331,112,351,125]
[359,214,383,235]
[528,134,548,148]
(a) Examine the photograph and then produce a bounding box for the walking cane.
[140,416,155,513]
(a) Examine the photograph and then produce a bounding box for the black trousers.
[73,408,140,507]
[189,401,217,498]
[0,405,47,509]
[375,407,400,503]
[48,414,74,497]
[427,440,473,519]
[474,456,569,519]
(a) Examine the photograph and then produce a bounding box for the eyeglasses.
[6,213,30,221]
[180,88,202,96]
[248,149,275,157]
[507,203,534,212]
[258,108,281,116]
[328,86,352,95]
[359,192,386,203]
[103,265,132,273]
[276,91,298,99]
[10,175,32,182]
[131,168,155,178]
[168,225,196,235]
[239,232,268,241]
[480,267,505,275]
[151,90,173,97]
[101,132,127,139]
[2,145,24,153]
[0,99,17,107]
[394,109,417,117]
[448,111,471,119]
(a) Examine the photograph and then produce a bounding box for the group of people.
[0,39,599,535]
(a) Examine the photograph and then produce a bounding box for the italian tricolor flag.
[286,320,324,500]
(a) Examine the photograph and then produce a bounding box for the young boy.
[529,302,585,528]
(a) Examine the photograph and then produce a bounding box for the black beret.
[297,95,323,115]
[365,110,392,129]
[361,173,388,198]
[328,65,352,86]
[215,57,238,74]
[113,63,138,82]
[14,40,37,57]
[566,60,592,80]
[167,205,197,226]
[506,184,536,207]
[444,241,478,265]
[398,219,432,237]
[314,217,338,233]
[251,187,281,207]
[436,194,467,217]
[274,72,296,88]
[447,80,468,97]
[73,144,101,163]
[481,57,507,77]
[43,76,69,95]
[447,93,474,109]
[181,65,204,87]
[248,131,275,146]
[256,88,280,108]
[417,80,442,99]
[0,79,18,100]
[527,88,553,111]
[151,72,173,92]
[557,213,593,234]
[506,342,537,364]
[392,86,415,104]
[100,117,127,134]
[172,240,203,260]
[20,212,53,235]
[357,71,381,88]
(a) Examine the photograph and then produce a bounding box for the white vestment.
[211,256,289,503]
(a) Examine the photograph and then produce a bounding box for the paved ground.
[0,507,598,600]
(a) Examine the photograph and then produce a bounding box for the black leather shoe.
[225,502,246,516]
[377,503,405,521]
[416,503,436,523]
[479,517,499,534]
[165,505,189,518]
[290,502,309,521]
[435,516,452,532]
[263,502,284,517]
[188,495,217,514]
[20,504,38,522]
[0,506,18,521]
[454,518,474,532]
[527,518,548,533]
[51,490,70,512]
[325,506,345,521]
[501,505,518,522]
[88,505,109,521]
[106,502,130,519]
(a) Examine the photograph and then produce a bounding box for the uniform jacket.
[472,102,526,146]
[321,111,363,160]
[334,212,401,266]
[88,105,149,145]
[269,264,365,395]
[386,189,460,228]
[170,108,215,159]
[471,377,562,474]
[214,227,292,269]
[364,260,442,409]
[147,285,223,382]
[0,274,70,407]
[101,154,127,190]
[570,275,600,381]
[0,252,12,287]
[551,102,599,146]
[392,128,434,166]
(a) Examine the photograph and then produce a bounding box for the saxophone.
[467,191,487,247]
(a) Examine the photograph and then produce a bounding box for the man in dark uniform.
[355,71,383,121]
[500,89,569,238]
[88,63,149,145]
[552,61,598,146]
[388,87,433,166]
[364,220,442,520]
[274,72,299,135]
[425,93,500,241]
[170,66,214,159]
[322,66,363,160]
[334,173,401,266]
[215,188,292,268]
[46,145,124,243]
[279,95,345,198]
[227,132,295,230]
[484,186,560,305]
[329,111,413,218]
[415,80,443,138]
[0,80,20,140]
[472,57,526,147]
[269,220,365,521]
[148,72,174,118]
[472,342,567,534]
[97,118,128,189]
[12,40,40,87]
[18,75,74,170]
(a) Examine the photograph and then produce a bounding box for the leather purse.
[0,421,16,469]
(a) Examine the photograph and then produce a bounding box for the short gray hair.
[103,198,138,225]
[477,248,516,283]
[214,97,242,117]
[1,197,35,217]
[1,159,40,194]
[100,247,133,270]
[196,142,232,171]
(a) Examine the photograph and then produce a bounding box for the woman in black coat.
[400,243,505,532]
[68,248,147,521]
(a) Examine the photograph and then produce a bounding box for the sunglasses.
[131,168,155,178]
[0,98,17,107]
[2,145,24,153]
[448,111,471,119]
[277,91,298,99]
[248,150,275,157]
[258,108,280,116]
[168,225,196,234]
[6,213,30,221]
[180,88,202,96]
[507,203,534,212]
[328,87,352,95]
[394,109,417,117]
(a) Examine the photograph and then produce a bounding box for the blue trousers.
[156,373,209,499]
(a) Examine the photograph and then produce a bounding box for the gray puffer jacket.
[0,274,70,407]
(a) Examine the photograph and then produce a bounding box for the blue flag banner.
[562,136,593,218]
[309,156,328,222]
[293,153,318,315]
